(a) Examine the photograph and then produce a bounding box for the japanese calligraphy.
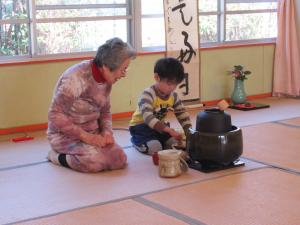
[164,0,200,100]
[172,3,192,26]
[177,31,196,64]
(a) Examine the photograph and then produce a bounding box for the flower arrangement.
[229,65,251,81]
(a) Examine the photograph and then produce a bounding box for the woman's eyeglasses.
[121,67,129,74]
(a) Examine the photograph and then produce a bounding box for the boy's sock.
[164,137,178,149]
[133,140,162,155]
[133,143,148,153]
[147,140,163,155]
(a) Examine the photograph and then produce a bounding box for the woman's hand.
[80,132,107,148]
[101,131,115,146]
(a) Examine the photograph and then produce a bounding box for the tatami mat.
[243,121,300,172]
[15,199,189,225]
[227,97,300,127]
[0,148,264,224]
[1,97,300,225]
[0,135,50,170]
[142,168,300,225]
[1,97,299,171]
[0,129,131,171]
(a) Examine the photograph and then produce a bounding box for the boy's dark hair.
[154,57,185,83]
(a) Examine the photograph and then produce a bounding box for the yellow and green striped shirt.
[129,85,192,132]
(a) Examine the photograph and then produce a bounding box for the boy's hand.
[164,127,182,141]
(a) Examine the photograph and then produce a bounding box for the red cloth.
[91,61,105,83]
[235,103,256,109]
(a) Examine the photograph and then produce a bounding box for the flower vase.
[231,79,247,105]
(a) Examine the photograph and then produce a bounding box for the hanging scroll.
[164,0,200,101]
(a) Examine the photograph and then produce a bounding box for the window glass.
[199,0,218,43]
[199,15,218,43]
[34,0,130,55]
[141,0,164,49]
[0,0,29,57]
[199,0,218,12]
[0,23,29,56]
[226,12,277,41]
[36,20,127,54]
[142,17,165,48]
[0,0,28,19]
[141,0,163,14]
[225,0,277,42]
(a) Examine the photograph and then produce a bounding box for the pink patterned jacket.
[47,60,112,153]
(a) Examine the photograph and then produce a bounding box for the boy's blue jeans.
[129,123,172,146]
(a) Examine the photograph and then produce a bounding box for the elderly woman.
[47,37,136,173]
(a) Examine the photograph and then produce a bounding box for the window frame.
[0,0,134,62]
[198,0,277,48]
[32,1,133,56]
[0,0,277,63]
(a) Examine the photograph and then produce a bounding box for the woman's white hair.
[93,37,136,71]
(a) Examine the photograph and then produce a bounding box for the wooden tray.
[229,102,270,111]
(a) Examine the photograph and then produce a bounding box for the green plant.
[228,65,251,81]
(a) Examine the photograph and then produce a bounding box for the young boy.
[129,57,192,155]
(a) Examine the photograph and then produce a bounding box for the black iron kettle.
[186,108,243,166]
[195,108,232,133]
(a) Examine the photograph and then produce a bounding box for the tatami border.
[134,196,207,225]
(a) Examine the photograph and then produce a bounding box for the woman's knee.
[57,144,127,172]
[109,151,127,170]
[106,145,127,170]
[66,155,104,173]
